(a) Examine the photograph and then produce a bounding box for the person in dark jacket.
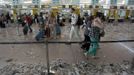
[81,16,94,51]
[25,15,33,33]
[77,14,83,29]
[6,12,11,27]
[85,13,102,58]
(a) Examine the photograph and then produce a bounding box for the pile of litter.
[0,59,134,75]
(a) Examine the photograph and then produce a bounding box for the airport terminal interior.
[0,0,134,75]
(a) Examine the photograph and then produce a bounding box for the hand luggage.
[23,25,28,35]
[35,30,45,41]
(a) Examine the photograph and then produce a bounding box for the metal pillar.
[46,40,50,75]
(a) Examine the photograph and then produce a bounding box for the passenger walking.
[68,8,81,42]
[85,13,102,58]
[0,16,2,28]
[23,14,29,35]
[38,13,45,30]
[6,12,11,27]
[34,13,38,25]
[49,12,56,39]
[81,16,94,51]
[55,13,61,38]
[45,13,51,39]
[0,14,6,28]
[25,15,33,33]
[17,15,22,35]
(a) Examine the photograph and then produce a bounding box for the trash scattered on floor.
[0,59,134,75]
[5,58,14,63]
[0,63,47,75]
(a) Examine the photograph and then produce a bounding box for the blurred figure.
[81,16,94,51]
[38,12,45,30]
[6,12,11,27]
[25,14,33,33]
[0,14,6,28]
[68,8,81,42]
[85,13,103,58]
[55,12,61,38]
[49,12,56,39]
[17,15,22,35]
[34,13,38,25]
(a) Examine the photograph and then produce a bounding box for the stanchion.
[45,40,55,75]
[45,40,51,75]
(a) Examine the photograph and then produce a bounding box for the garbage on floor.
[0,59,134,75]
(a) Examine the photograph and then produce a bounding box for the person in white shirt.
[68,8,81,41]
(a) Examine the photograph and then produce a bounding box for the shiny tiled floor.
[0,22,133,66]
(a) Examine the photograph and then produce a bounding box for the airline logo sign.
[32,0,40,5]
[128,0,134,5]
[72,0,80,4]
[110,0,117,5]
[52,0,59,4]
[92,0,99,5]
[12,0,20,5]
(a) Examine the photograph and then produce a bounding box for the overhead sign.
[92,0,99,5]
[110,0,117,5]
[12,0,20,5]
[32,0,40,5]
[13,5,22,8]
[72,0,80,5]
[128,0,134,5]
[52,0,59,4]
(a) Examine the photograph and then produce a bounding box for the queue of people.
[0,8,105,59]
[0,13,13,28]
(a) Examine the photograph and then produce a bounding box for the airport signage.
[110,0,117,5]
[13,5,22,8]
[128,0,134,5]
[32,0,40,5]
[52,0,60,4]
[92,0,99,5]
[72,0,80,5]
[12,0,20,5]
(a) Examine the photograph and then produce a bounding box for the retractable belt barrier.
[0,40,133,44]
